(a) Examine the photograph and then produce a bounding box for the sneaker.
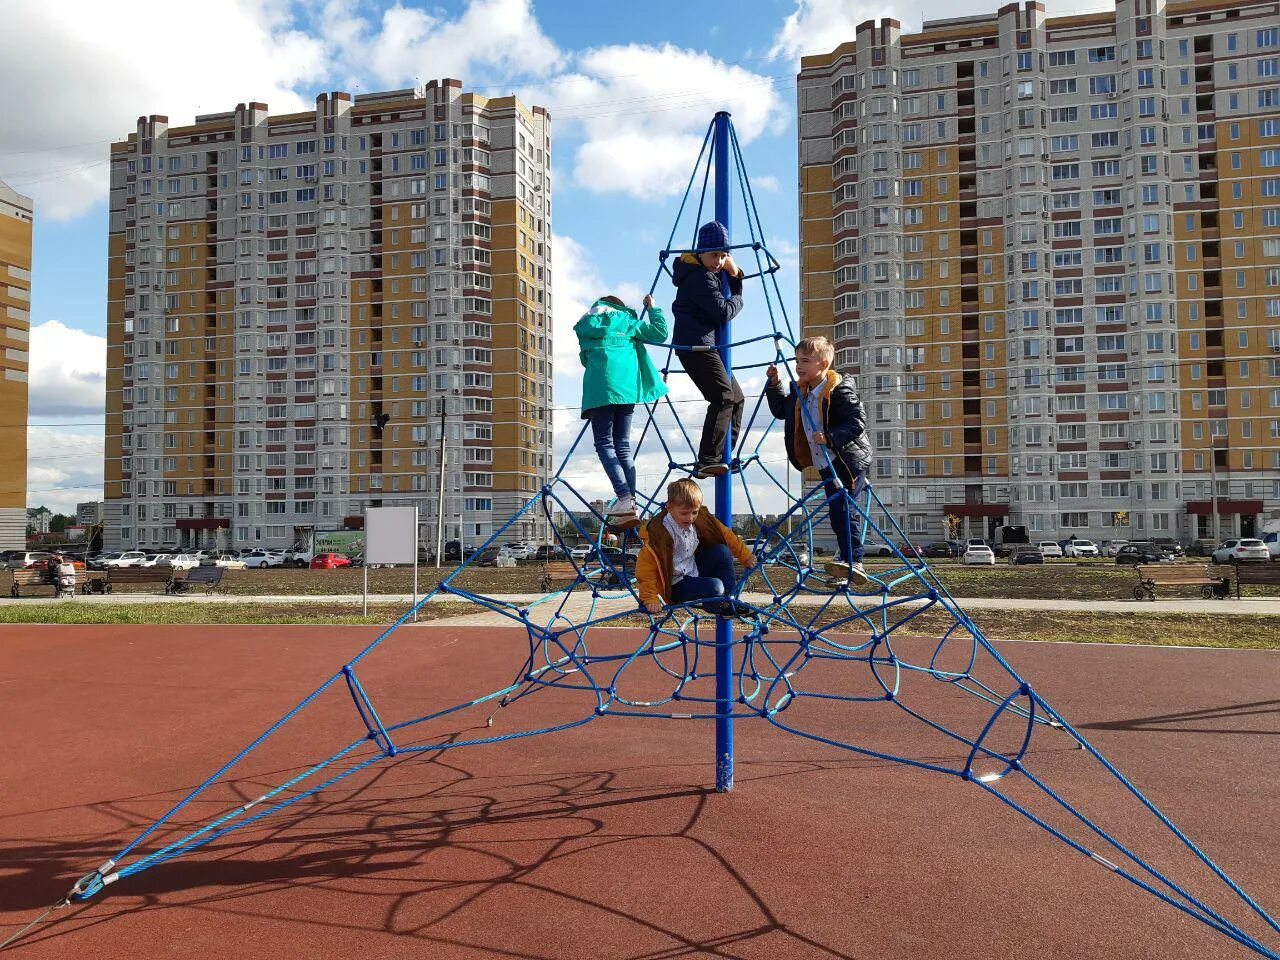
[694,462,730,479]
[824,560,869,586]
[606,495,635,517]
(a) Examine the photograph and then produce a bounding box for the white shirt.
[802,378,827,467]
[664,513,700,584]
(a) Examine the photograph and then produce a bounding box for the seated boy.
[635,478,755,615]
[766,336,873,586]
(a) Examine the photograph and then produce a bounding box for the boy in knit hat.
[766,336,873,586]
[635,478,755,615]
[671,220,745,479]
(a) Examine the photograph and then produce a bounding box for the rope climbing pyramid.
[20,113,1277,959]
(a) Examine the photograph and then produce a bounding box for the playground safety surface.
[1,623,1276,959]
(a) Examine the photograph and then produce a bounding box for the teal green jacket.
[574,299,670,416]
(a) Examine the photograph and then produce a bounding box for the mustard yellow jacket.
[635,506,755,609]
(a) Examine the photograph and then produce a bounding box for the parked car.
[502,542,535,561]
[166,554,202,571]
[922,541,957,559]
[1037,541,1064,559]
[897,541,923,561]
[1061,539,1099,558]
[1211,539,1270,565]
[763,543,810,567]
[103,551,149,569]
[1100,540,1129,557]
[963,544,996,565]
[3,550,53,570]
[240,549,286,569]
[1115,543,1166,565]
[530,545,568,562]
[1152,538,1186,558]
[310,553,352,569]
[864,541,896,558]
[473,547,505,567]
[283,549,313,568]
[1009,547,1044,565]
[568,544,593,562]
[1263,532,1280,561]
[138,553,174,568]
[202,553,247,570]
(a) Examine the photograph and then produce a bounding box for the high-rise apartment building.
[799,0,1280,545]
[105,82,553,552]
[0,178,33,551]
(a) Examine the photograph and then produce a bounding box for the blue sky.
[4,0,1110,512]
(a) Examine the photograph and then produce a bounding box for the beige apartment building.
[0,178,33,550]
[105,81,553,552]
[799,0,1280,545]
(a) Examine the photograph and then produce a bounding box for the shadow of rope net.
[13,114,1276,960]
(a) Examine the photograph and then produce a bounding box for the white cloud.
[0,0,326,221]
[769,0,898,64]
[319,0,561,88]
[27,320,105,418]
[530,44,788,201]
[26,427,103,518]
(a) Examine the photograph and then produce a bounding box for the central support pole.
[712,111,734,793]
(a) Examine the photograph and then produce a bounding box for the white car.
[568,545,592,562]
[203,553,247,570]
[1063,539,1098,558]
[503,542,535,561]
[1211,539,1270,564]
[104,550,149,568]
[240,549,286,569]
[963,545,996,565]
[166,553,202,571]
[863,542,896,558]
[1037,541,1063,559]
[1262,532,1280,561]
[282,549,313,568]
[1101,540,1130,557]
[138,553,173,567]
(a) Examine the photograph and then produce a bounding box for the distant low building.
[26,506,51,535]
[76,501,104,527]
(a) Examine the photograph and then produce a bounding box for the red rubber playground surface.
[1,623,1277,959]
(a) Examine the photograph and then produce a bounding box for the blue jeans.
[589,404,636,499]
[670,543,736,612]
[821,460,865,564]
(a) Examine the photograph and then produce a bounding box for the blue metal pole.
[712,111,734,793]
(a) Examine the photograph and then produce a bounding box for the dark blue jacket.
[670,254,743,350]
[765,371,873,474]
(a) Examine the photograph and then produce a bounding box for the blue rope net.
[44,116,1278,959]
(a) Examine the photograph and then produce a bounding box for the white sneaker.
[607,496,635,517]
[824,560,869,586]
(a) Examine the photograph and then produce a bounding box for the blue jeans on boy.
[589,404,636,499]
[670,543,736,612]
[821,457,865,564]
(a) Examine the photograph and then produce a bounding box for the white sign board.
[364,506,418,565]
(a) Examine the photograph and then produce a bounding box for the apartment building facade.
[799,0,1280,545]
[105,82,553,553]
[0,178,32,551]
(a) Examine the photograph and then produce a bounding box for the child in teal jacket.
[575,293,670,525]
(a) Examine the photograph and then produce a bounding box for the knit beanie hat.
[696,220,730,253]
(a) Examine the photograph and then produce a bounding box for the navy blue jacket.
[670,254,744,350]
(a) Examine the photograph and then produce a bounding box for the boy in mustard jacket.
[635,478,755,615]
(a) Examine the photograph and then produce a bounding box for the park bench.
[9,568,56,598]
[1234,563,1280,599]
[104,566,177,594]
[1132,563,1228,601]
[169,565,228,596]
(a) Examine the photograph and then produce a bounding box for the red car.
[310,553,352,569]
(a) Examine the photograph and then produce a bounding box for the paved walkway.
[8,590,1280,625]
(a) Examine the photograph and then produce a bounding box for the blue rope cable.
[39,112,1277,960]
